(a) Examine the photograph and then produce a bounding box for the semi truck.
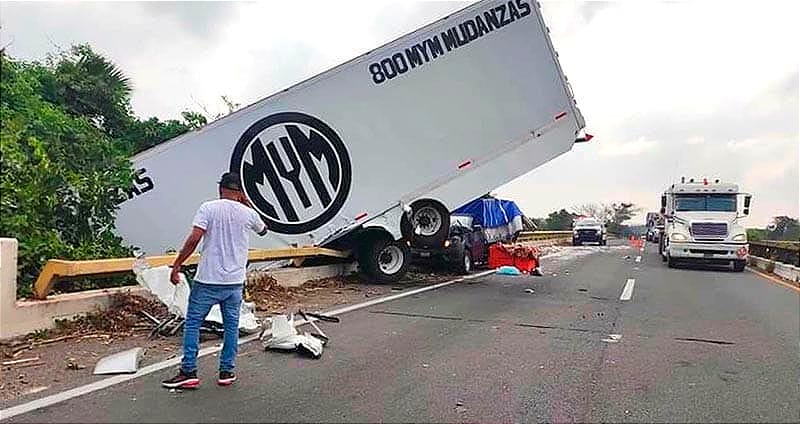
[659,178,752,271]
[115,0,588,282]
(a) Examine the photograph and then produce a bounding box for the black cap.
[218,172,242,191]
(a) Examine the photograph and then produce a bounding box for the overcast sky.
[1,1,797,226]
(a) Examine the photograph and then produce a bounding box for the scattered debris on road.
[524,288,535,294]
[262,313,336,359]
[496,266,521,276]
[93,347,144,375]
[65,357,86,371]
[601,334,622,343]
[2,357,39,366]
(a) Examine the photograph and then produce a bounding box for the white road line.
[635,256,642,263]
[620,278,636,301]
[0,269,495,421]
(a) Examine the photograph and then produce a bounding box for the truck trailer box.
[116,0,586,281]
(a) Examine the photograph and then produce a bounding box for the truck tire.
[401,200,450,248]
[667,255,677,268]
[733,260,746,272]
[358,236,410,283]
[572,239,581,246]
[659,235,667,262]
[600,239,607,246]
[453,246,472,275]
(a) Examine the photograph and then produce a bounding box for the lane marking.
[619,278,636,301]
[746,268,800,293]
[0,270,495,421]
[635,256,642,263]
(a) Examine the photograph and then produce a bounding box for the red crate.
[488,243,539,273]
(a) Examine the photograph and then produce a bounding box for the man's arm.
[170,226,205,284]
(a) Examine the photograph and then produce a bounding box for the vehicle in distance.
[645,211,664,243]
[659,177,752,271]
[572,217,607,246]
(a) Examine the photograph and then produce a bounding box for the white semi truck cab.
[659,178,752,272]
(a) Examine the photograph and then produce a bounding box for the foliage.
[1,45,242,297]
[1,52,133,296]
[766,216,800,241]
[570,202,640,234]
[746,228,767,242]
[540,209,578,230]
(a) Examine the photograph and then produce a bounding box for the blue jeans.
[181,282,243,374]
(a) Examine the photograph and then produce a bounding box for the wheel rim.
[378,245,404,274]
[464,253,471,272]
[413,206,442,237]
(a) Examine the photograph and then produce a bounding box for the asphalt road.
[4,241,799,423]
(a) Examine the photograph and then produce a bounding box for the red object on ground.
[488,243,540,273]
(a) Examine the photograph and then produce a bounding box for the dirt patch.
[0,269,455,405]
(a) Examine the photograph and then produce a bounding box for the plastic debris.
[134,264,260,334]
[524,288,535,294]
[496,265,521,276]
[262,313,334,359]
[93,348,144,375]
[602,334,622,343]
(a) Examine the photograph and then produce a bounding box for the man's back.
[192,199,264,284]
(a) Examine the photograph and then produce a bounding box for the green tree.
[606,202,640,235]
[543,209,578,230]
[1,53,133,296]
[767,216,800,241]
[37,44,132,138]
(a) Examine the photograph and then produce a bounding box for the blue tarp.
[453,198,524,229]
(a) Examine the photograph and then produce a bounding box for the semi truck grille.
[690,222,728,239]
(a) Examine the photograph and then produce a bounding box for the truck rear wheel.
[359,236,410,283]
[401,200,450,248]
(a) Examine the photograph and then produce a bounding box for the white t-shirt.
[192,199,266,285]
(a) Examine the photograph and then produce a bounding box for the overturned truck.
[116,0,587,282]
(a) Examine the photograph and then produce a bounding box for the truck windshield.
[675,195,736,212]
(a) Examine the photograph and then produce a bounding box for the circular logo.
[230,112,352,234]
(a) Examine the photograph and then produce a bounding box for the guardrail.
[749,240,800,267]
[517,230,573,242]
[32,247,350,300]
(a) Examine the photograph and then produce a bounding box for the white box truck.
[116,0,587,282]
[658,178,752,271]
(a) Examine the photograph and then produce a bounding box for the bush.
[1,53,133,297]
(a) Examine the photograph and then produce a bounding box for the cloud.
[726,138,761,151]
[1,1,796,228]
[599,137,659,157]
[685,136,705,145]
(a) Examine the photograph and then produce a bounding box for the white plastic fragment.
[263,314,326,358]
[93,348,144,375]
[134,264,260,333]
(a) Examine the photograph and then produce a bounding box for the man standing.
[162,172,267,389]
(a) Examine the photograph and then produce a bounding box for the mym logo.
[229,112,352,234]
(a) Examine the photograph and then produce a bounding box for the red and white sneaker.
[217,371,236,386]
[161,370,200,389]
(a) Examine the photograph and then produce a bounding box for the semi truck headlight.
[670,233,688,242]
[732,234,746,242]
[444,239,451,248]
